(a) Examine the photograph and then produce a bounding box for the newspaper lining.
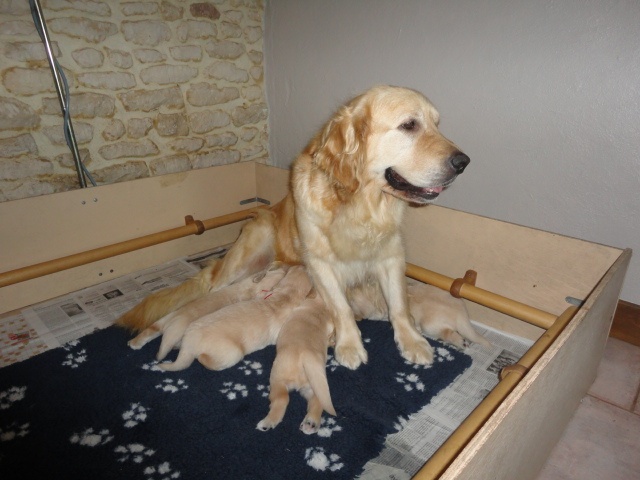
[0,248,533,479]
[0,247,228,367]
[358,323,533,479]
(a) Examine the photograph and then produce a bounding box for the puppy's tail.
[116,263,216,333]
[303,353,336,416]
[158,348,195,372]
[455,310,492,348]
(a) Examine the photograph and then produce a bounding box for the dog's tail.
[116,262,217,333]
[158,347,196,372]
[303,352,336,416]
[454,307,492,348]
[456,319,492,348]
[156,315,188,361]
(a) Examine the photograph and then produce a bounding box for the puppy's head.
[308,85,469,204]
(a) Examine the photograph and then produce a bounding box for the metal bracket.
[239,197,271,205]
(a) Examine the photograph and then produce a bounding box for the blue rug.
[0,320,470,480]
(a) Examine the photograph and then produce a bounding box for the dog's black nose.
[449,153,470,174]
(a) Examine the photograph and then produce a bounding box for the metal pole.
[30,0,87,188]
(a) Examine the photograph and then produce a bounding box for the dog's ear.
[306,100,368,193]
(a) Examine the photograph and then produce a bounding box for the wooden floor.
[609,300,640,347]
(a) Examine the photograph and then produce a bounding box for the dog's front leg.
[305,259,367,370]
[376,260,434,365]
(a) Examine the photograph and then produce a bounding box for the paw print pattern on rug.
[326,353,341,372]
[0,385,26,410]
[238,359,263,375]
[0,421,29,441]
[316,417,342,438]
[61,348,87,369]
[256,383,269,397]
[393,415,410,431]
[114,443,155,463]
[141,361,164,372]
[69,428,114,447]
[220,382,248,400]
[155,378,188,393]
[395,372,425,392]
[143,461,181,480]
[304,446,344,472]
[122,403,148,428]
[435,346,455,362]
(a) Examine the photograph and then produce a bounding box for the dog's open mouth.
[384,167,445,202]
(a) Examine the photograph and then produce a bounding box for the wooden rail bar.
[0,207,262,289]
[413,305,579,479]
[406,263,557,330]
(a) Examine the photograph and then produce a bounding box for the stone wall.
[0,0,267,202]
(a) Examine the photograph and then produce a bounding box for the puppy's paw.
[439,329,467,350]
[399,335,434,366]
[256,418,279,432]
[300,416,320,435]
[127,340,142,350]
[334,341,368,370]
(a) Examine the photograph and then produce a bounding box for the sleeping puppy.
[118,85,470,372]
[257,291,336,435]
[127,261,288,360]
[347,279,491,350]
[159,265,312,372]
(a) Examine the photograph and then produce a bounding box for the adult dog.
[118,85,469,370]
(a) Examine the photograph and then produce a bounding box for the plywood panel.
[255,163,289,204]
[439,248,630,480]
[404,205,622,318]
[0,163,259,314]
[0,162,257,272]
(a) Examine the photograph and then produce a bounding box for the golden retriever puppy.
[257,292,336,435]
[118,85,469,371]
[127,262,289,360]
[159,265,312,372]
[347,279,491,349]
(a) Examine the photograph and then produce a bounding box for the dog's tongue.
[426,186,444,194]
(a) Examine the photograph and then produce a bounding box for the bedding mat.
[0,320,470,480]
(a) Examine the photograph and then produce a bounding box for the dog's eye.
[399,119,418,132]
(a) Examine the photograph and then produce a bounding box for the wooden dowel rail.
[2,207,554,331]
[405,263,557,330]
[0,207,264,289]
[413,305,579,479]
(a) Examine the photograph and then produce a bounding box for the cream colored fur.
[257,292,336,434]
[127,262,289,360]
[117,85,469,371]
[159,266,312,372]
[348,279,491,349]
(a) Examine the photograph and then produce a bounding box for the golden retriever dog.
[257,292,336,435]
[127,262,289,360]
[159,265,312,372]
[347,279,491,350]
[118,85,470,371]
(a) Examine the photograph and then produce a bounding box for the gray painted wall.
[264,0,640,304]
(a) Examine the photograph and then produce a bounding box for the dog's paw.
[127,340,142,350]
[399,335,434,365]
[256,418,278,432]
[334,341,368,370]
[439,329,467,350]
[300,416,320,435]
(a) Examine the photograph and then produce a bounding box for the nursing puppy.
[257,292,336,435]
[127,262,288,360]
[160,265,312,372]
[347,279,491,350]
[118,85,470,371]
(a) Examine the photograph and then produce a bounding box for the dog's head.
[307,85,469,204]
